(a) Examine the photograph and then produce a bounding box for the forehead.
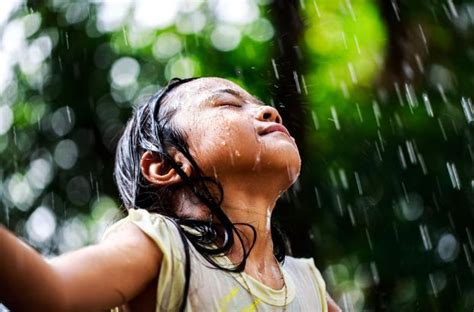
[163,77,251,110]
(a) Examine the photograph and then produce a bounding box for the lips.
[259,124,291,137]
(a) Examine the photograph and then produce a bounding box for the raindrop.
[447,211,456,229]
[428,273,438,297]
[339,168,349,190]
[299,0,305,10]
[271,58,279,80]
[330,106,340,130]
[393,222,400,242]
[345,0,356,21]
[437,118,448,141]
[340,81,349,98]
[466,227,473,251]
[314,186,321,208]
[348,62,358,84]
[365,228,373,250]
[463,243,472,268]
[341,31,348,50]
[391,0,401,21]
[58,56,63,71]
[461,97,473,124]
[347,205,356,226]
[65,31,70,50]
[394,83,404,106]
[446,161,461,189]
[329,168,338,187]
[447,0,459,18]
[405,140,417,164]
[377,130,385,152]
[66,106,72,123]
[312,0,321,17]
[422,93,434,117]
[353,35,361,54]
[12,126,17,145]
[293,71,301,94]
[437,84,448,104]
[398,145,407,169]
[370,262,380,285]
[356,103,363,122]
[311,110,320,130]
[372,101,381,127]
[432,192,440,211]
[415,54,424,72]
[301,75,308,95]
[417,153,428,175]
[336,193,344,216]
[404,83,418,109]
[418,24,429,52]
[95,180,100,202]
[122,27,128,46]
[419,224,433,250]
[374,141,383,161]
[354,171,363,195]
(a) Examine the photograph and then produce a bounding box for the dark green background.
[1,0,473,310]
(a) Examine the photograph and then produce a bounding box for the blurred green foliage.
[0,0,473,310]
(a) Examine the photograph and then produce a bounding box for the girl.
[0,77,340,311]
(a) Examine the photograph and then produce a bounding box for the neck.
[216,175,288,273]
[176,185,280,260]
[175,175,289,284]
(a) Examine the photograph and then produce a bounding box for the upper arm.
[50,221,162,311]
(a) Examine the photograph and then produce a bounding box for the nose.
[256,105,282,124]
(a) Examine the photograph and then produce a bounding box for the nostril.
[263,112,272,120]
[275,115,281,124]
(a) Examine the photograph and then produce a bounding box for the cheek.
[185,116,259,171]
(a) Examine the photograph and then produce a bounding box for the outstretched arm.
[0,221,162,311]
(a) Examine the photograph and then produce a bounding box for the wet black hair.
[114,77,288,311]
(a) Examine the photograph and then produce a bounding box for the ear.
[140,150,192,186]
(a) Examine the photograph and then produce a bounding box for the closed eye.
[220,103,241,108]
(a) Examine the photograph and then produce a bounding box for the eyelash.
[221,103,241,108]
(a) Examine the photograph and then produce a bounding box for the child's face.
[166,77,301,188]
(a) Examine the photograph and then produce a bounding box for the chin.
[263,149,301,186]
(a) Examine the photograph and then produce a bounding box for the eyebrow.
[203,88,265,106]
